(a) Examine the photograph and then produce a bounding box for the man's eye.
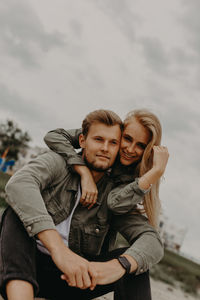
[95,137,102,141]
[111,141,118,145]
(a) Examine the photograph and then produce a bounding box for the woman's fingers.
[80,191,98,208]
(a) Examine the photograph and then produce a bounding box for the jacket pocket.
[82,224,109,256]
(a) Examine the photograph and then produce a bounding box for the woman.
[44,109,169,228]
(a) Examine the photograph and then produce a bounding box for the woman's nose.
[127,143,136,153]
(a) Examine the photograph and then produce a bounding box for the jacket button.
[95,228,100,233]
[140,268,144,273]
[27,226,32,233]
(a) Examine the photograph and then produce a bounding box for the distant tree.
[0,120,31,161]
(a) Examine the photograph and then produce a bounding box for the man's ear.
[79,133,86,149]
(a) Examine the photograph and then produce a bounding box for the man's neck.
[92,171,105,183]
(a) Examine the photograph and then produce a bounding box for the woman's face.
[119,118,151,166]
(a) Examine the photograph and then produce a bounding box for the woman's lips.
[121,151,136,160]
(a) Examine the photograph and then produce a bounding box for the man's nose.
[101,141,109,152]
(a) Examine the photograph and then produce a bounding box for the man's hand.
[53,248,98,289]
[37,229,98,290]
[89,255,138,286]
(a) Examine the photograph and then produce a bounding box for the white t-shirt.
[37,185,81,255]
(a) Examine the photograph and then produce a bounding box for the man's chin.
[90,164,110,172]
[84,159,110,172]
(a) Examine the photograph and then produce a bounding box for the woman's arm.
[108,146,169,214]
[44,128,84,166]
[44,128,98,208]
[138,146,169,189]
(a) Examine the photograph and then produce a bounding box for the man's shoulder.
[29,150,66,170]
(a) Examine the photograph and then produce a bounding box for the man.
[0,110,163,300]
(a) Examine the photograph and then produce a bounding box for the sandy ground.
[93,278,199,300]
[1,278,198,300]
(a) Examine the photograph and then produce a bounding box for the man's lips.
[96,155,110,160]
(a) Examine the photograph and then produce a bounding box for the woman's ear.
[79,133,86,149]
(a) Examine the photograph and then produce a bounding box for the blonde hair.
[124,109,162,228]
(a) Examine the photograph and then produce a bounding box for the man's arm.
[113,212,164,274]
[38,229,98,290]
[88,213,163,285]
[5,152,98,290]
[5,152,62,236]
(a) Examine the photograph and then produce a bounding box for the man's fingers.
[81,271,92,289]
[66,273,76,287]
[75,271,84,289]
[88,266,98,290]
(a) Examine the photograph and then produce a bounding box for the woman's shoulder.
[111,160,139,184]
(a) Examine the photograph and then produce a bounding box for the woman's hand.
[138,145,169,190]
[73,165,98,209]
[152,145,169,176]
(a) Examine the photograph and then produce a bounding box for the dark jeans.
[0,207,152,300]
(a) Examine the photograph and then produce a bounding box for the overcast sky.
[0,0,200,261]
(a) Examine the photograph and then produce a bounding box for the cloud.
[95,0,139,43]
[138,37,170,75]
[0,0,65,68]
[0,83,45,122]
[181,0,200,56]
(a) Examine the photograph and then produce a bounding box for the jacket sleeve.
[107,178,147,214]
[112,212,164,275]
[5,152,65,237]
[44,128,85,167]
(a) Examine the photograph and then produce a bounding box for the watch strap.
[117,256,131,274]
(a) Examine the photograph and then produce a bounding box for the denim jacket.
[5,151,163,275]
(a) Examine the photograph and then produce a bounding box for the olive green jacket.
[5,151,163,276]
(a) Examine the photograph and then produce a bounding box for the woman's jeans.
[0,207,152,300]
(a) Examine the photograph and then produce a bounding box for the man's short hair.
[82,109,123,137]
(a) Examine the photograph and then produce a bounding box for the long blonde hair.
[124,109,162,228]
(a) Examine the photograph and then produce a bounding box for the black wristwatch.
[117,256,131,274]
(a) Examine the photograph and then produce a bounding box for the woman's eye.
[123,135,131,142]
[138,143,146,150]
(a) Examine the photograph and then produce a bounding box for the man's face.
[79,122,121,172]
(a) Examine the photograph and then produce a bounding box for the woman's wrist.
[139,167,162,190]
[73,165,90,176]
